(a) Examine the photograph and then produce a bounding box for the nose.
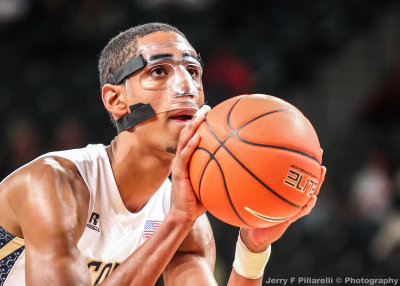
[172,66,199,98]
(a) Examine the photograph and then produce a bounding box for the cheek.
[127,88,157,104]
[199,91,205,106]
[134,91,170,114]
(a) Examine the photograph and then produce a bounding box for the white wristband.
[232,232,271,279]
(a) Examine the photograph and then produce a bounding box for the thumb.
[313,166,326,196]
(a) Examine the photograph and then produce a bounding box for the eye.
[149,65,168,77]
[186,65,201,79]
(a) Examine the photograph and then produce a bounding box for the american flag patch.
[143,220,163,239]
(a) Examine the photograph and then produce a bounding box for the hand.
[241,166,327,252]
[170,106,211,223]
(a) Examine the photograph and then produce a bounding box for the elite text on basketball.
[283,165,318,196]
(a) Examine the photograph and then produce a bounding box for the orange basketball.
[189,94,324,228]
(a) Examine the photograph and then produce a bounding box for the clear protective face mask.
[106,41,205,133]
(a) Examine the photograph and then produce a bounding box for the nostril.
[175,91,196,98]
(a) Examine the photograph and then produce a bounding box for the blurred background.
[1,0,400,284]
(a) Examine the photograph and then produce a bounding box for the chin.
[165,131,181,155]
[166,146,177,154]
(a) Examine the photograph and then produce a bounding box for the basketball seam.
[228,99,322,165]
[196,147,253,227]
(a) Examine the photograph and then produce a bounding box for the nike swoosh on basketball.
[244,207,291,223]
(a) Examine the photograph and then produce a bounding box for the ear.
[102,84,128,120]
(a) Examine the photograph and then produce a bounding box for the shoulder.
[20,155,89,212]
[11,155,87,197]
[2,155,90,239]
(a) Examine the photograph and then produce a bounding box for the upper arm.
[163,213,217,286]
[10,157,91,286]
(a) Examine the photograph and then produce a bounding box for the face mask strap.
[106,55,146,85]
[115,103,156,134]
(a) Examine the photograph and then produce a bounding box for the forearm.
[100,209,194,286]
[163,252,217,286]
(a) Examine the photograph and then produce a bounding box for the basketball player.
[0,23,326,285]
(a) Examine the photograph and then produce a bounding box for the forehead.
[137,31,197,59]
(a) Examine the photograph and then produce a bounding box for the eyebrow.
[183,52,203,66]
[183,52,199,61]
[148,53,173,61]
[148,52,202,65]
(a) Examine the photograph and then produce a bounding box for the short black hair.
[98,22,186,89]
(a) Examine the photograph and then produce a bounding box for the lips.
[168,109,197,121]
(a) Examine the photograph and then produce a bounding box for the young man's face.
[123,31,205,155]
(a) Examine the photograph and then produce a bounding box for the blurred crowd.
[1,0,400,284]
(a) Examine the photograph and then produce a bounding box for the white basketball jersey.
[3,144,171,285]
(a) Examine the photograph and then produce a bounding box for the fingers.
[320,166,326,185]
[175,134,200,171]
[284,164,325,227]
[303,195,317,215]
[313,166,327,196]
[287,195,317,224]
[195,104,211,118]
[176,105,211,155]
[285,165,325,225]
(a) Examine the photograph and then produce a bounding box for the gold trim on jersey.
[0,236,25,260]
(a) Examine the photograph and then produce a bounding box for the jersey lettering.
[89,212,100,225]
[87,260,120,285]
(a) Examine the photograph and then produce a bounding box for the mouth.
[168,109,197,122]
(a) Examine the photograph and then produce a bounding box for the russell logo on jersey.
[87,212,101,232]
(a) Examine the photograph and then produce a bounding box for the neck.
[106,133,173,213]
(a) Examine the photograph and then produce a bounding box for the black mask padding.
[116,103,156,134]
[106,55,146,85]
